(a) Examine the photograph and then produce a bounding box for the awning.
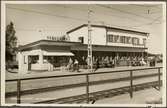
[43,51,74,56]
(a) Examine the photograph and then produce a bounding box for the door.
[28,56,31,71]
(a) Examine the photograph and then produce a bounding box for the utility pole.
[87,9,93,72]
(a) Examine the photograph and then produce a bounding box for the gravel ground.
[95,88,162,104]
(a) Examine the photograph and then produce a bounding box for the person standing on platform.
[127,56,131,66]
[140,57,146,66]
[67,57,73,72]
[47,60,52,71]
[74,59,79,72]
[95,58,100,71]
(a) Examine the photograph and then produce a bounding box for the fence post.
[130,70,133,98]
[158,68,161,90]
[17,79,21,104]
[86,74,89,104]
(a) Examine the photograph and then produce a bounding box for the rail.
[6,66,163,104]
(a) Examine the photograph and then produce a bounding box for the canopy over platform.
[18,40,147,53]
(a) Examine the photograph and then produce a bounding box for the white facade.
[18,48,74,74]
[18,49,46,74]
[68,25,148,48]
[68,26,106,45]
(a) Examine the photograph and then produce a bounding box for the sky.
[5,3,165,54]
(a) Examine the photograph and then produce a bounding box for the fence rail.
[34,81,162,104]
[6,66,163,104]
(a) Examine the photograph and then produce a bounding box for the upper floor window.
[107,34,120,43]
[120,36,126,43]
[132,37,139,45]
[126,37,131,44]
[78,37,84,43]
[107,34,142,45]
[114,35,119,43]
[107,34,114,42]
[143,38,146,46]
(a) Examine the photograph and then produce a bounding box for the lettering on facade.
[46,35,70,41]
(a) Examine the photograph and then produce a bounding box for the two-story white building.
[18,24,149,73]
[67,24,148,49]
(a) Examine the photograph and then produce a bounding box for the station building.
[18,24,149,73]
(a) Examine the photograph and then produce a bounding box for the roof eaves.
[66,24,87,34]
[18,40,41,51]
[67,24,149,36]
[18,40,82,51]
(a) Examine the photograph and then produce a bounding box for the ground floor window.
[43,56,70,67]
[29,55,39,64]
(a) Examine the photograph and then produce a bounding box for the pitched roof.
[67,24,149,36]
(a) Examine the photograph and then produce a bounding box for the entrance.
[28,56,31,71]
[28,55,39,71]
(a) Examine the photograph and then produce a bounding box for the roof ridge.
[67,24,149,36]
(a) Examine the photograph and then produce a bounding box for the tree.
[6,22,17,69]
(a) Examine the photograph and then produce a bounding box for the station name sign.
[46,36,69,41]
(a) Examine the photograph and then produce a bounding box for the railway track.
[34,80,162,104]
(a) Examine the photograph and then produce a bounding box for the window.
[43,56,48,63]
[120,36,122,43]
[137,38,139,45]
[24,56,26,64]
[132,37,139,45]
[126,37,131,44]
[132,38,135,44]
[120,36,126,43]
[30,56,39,64]
[107,35,120,43]
[114,35,119,43]
[143,38,146,46]
[127,37,132,44]
[107,35,114,42]
[123,36,126,43]
[78,37,84,43]
[107,34,140,45]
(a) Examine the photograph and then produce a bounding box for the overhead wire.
[54,5,163,31]
[7,5,162,32]
[130,16,163,28]
[61,5,146,23]
[7,6,140,31]
[96,4,161,23]
[133,4,162,10]
[7,6,88,22]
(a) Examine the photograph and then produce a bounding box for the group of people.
[66,56,147,72]
[67,58,79,72]
[93,56,147,68]
[130,56,147,66]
